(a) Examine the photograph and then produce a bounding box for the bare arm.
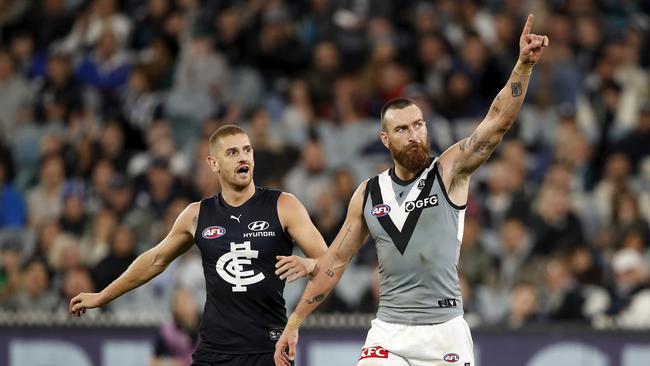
[438,14,549,198]
[274,182,370,365]
[70,203,199,315]
[275,193,328,281]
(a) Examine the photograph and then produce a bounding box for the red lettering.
[359,346,389,360]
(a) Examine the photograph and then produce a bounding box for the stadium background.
[0,0,649,365]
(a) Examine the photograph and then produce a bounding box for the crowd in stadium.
[0,0,649,330]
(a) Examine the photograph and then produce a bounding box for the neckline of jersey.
[217,186,264,209]
[389,157,435,187]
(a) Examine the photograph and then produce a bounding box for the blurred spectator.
[0,154,26,228]
[34,54,84,123]
[530,183,585,255]
[541,258,586,322]
[91,224,137,294]
[0,50,32,137]
[56,267,95,314]
[604,249,650,328]
[283,139,330,212]
[151,287,200,366]
[6,259,58,311]
[57,0,132,53]
[75,30,132,107]
[26,154,66,228]
[505,282,541,329]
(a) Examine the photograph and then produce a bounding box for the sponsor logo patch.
[371,204,391,217]
[359,346,389,360]
[202,226,226,239]
[248,220,270,231]
[444,353,460,362]
[405,194,438,212]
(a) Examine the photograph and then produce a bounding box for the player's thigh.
[420,317,474,366]
[357,345,409,366]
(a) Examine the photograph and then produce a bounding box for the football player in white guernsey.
[275,14,548,366]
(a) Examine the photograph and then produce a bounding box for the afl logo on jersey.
[202,226,226,239]
[371,204,391,217]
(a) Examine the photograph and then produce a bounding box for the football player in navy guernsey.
[70,125,327,365]
[275,14,548,366]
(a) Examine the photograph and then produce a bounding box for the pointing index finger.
[521,13,534,36]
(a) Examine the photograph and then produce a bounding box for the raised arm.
[438,14,548,200]
[69,202,199,316]
[274,182,370,365]
[274,193,328,281]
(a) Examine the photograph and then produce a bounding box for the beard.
[391,142,430,172]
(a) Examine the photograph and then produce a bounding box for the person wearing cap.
[603,249,650,328]
[70,125,327,366]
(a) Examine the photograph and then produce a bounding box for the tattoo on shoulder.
[511,82,522,97]
[306,293,326,304]
[492,106,501,114]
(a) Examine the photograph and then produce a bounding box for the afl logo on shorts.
[371,204,391,217]
[444,353,460,362]
[202,226,226,239]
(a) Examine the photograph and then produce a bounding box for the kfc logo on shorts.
[444,353,460,362]
[359,346,389,360]
[371,204,391,217]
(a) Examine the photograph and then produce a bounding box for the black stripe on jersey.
[433,162,467,210]
[368,169,436,255]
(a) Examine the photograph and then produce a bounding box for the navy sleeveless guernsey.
[192,187,293,359]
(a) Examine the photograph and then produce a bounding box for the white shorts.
[357,316,474,366]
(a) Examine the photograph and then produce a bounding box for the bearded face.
[390,140,430,172]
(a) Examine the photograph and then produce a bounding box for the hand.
[519,14,549,65]
[274,326,299,366]
[275,256,315,282]
[69,292,103,317]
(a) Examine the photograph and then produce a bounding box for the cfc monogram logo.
[216,241,265,292]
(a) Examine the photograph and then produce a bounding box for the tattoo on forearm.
[511,82,522,97]
[325,269,335,277]
[309,264,320,281]
[492,106,501,114]
[306,293,325,304]
[336,226,353,250]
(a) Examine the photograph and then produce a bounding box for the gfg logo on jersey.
[216,241,265,292]
[405,194,438,212]
[444,353,460,362]
[371,204,391,217]
[248,221,269,231]
[202,226,226,239]
[359,346,389,360]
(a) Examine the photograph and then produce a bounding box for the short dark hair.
[380,97,417,131]
[209,124,247,154]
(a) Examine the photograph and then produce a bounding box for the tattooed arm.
[70,202,198,316]
[438,14,548,203]
[274,181,370,365]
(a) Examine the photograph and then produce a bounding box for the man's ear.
[380,131,390,149]
[206,155,220,173]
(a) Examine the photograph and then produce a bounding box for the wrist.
[514,59,534,76]
[286,313,305,329]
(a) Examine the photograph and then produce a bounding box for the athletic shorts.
[357,316,474,366]
[192,352,287,366]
